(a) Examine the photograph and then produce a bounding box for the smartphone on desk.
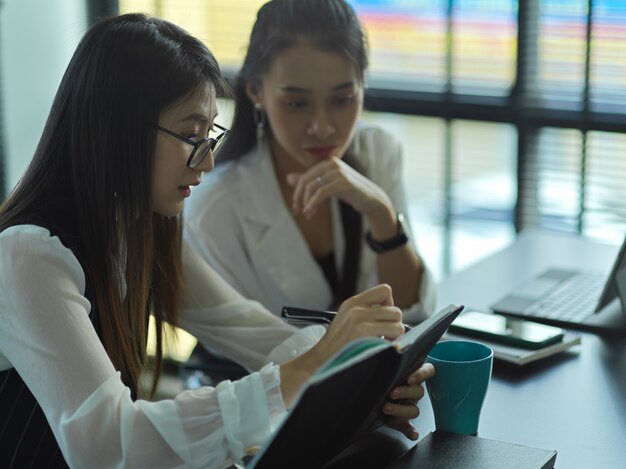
[449,311,565,350]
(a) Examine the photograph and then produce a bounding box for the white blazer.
[185,126,436,323]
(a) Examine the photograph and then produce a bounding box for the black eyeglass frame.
[157,123,229,168]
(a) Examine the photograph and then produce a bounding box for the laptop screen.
[616,268,626,313]
[595,235,626,312]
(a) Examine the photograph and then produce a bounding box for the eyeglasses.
[157,123,229,168]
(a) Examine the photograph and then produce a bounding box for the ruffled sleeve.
[0,225,289,468]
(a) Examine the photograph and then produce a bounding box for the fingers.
[390,381,426,401]
[286,157,392,223]
[287,157,347,216]
[334,305,404,340]
[289,171,341,218]
[336,284,401,338]
[302,178,343,219]
[380,363,432,439]
[387,362,435,402]
[407,362,435,385]
[386,418,420,441]
[317,284,402,360]
[403,423,419,441]
[394,364,434,395]
[340,284,395,310]
[350,313,405,340]
[382,395,423,441]
[383,400,420,418]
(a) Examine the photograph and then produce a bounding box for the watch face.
[397,212,408,236]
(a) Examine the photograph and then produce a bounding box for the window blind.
[119,0,265,71]
[518,0,626,243]
[590,1,626,112]
[116,0,626,275]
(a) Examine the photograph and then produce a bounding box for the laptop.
[491,235,626,334]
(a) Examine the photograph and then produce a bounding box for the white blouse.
[0,224,324,468]
[185,127,436,322]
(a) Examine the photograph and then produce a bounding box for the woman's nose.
[194,150,215,173]
[307,108,335,139]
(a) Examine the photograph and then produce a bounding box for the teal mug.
[426,340,493,435]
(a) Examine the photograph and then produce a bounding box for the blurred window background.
[116,0,626,281]
[2,0,625,281]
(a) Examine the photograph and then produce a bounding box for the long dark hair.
[218,0,368,162]
[0,14,228,397]
[218,0,368,306]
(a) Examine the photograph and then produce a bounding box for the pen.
[281,306,412,332]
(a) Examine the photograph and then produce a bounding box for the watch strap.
[365,213,409,254]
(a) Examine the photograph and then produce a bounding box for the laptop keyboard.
[521,272,606,323]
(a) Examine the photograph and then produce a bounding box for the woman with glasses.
[0,13,433,468]
[186,1,435,329]
[157,123,229,168]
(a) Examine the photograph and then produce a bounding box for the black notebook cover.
[389,431,558,469]
[248,305,464,468]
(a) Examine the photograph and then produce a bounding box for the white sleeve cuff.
[265,325,326,365]
[59,365,286,468]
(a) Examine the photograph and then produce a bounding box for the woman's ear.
[245,82,262,107]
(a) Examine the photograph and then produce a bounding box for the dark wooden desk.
[410,229,626,469]
[327,230,625,468]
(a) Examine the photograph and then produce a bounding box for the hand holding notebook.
[249,304,464,468]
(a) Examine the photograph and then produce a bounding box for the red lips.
[306,145,337,158]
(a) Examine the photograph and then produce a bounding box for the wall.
[1,0,87,193]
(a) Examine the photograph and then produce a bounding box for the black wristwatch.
[365,212,409,254]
